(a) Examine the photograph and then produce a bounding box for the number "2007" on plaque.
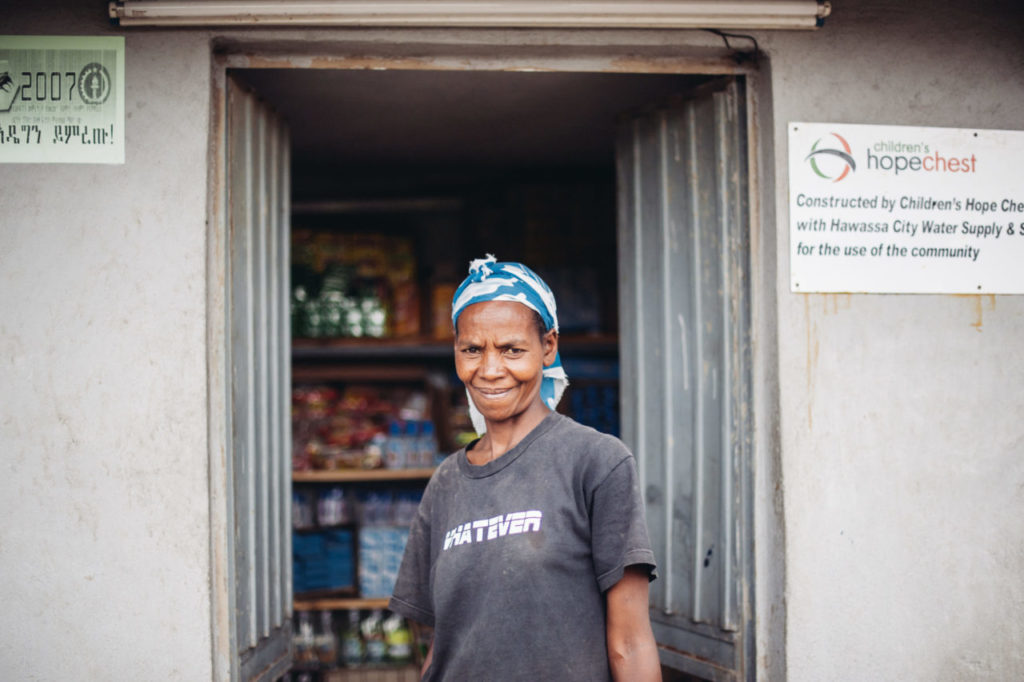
[15,71,79,102]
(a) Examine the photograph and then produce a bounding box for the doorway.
[217,62,756,682]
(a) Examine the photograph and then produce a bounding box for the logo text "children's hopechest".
[443,511,543,551]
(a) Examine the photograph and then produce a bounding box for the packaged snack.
[431,283,456,339]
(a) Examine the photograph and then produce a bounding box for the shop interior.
[232,67,705,680]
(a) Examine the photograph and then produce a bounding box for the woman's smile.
[454,300,558,429]
[474,387,514,398]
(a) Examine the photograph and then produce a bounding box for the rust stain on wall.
[804,295,819,430]
[970,294,996,332]
[822,293,851,315]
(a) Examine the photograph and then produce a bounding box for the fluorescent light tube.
[109,1,830,30]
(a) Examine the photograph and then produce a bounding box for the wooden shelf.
[294,596,391,611]
[293,468,436,483]
[292,364,431,383]
[293,336,453,360]
[292,333,618,361]
[321,663,421,682]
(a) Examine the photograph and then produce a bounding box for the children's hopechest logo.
[443,510,543,550]
[806,132,857,182]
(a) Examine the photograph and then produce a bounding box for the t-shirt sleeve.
[590,453,658,593]
[388,482,436,627]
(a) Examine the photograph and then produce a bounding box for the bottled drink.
[384,421,406,469]
[315,610,338,668]
[362,296,387,338]
[383,612,412,663]
[399,419,415,466]
[361,608,387,664]
[419,420,438,467]
[294,611,316,666]
[316,487,350,526]
[340,609,364,667]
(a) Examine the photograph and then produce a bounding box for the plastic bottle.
[340,609,364,667]
[382,612,412,663]
[361,609,387,664]
[317,487,349,526]
[393,491,419,527]
[291,285,307,338]
[419,420,438,468]
[384,421,406,469]
[315,610,338,668]
[362,296,387,338]
[294,611,316,666]
[404,420,420,468]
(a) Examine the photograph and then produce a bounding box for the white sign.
[789,122,1024,294]
[0,36,124,164]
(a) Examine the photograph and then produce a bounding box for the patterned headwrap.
[452,254,569,434]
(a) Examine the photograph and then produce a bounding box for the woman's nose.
[479,349,505,378]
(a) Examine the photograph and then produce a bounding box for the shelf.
[321,663,421,682]
[293,337,453,360]
[293,468,436,483]
[294,596,391,611]
[291,364,431,383]
[292,334,619,361]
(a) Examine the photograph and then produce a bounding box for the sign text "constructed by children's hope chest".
[789,122,1024,294]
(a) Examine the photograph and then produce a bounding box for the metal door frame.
[206,33,783,681]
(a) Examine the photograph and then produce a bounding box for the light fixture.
[109,1,830,30]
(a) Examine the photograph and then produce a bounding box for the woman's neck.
[468,402,551,465]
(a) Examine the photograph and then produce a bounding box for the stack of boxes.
[293,529,355,593]
[358,527,410,598]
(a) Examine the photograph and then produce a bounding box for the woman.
[389,256,660,681]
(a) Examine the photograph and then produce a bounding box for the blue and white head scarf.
[452,254,569,434]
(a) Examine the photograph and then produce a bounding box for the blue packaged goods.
[358,526,410,598]
[293,528,355,593]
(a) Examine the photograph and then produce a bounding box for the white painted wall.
[0,12,214,680]
[3,2,1021,680]
[758,1,1024,679]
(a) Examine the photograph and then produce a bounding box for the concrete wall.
[759,1,1024,679]
[0,8,214,680]
[2,2,1022,680]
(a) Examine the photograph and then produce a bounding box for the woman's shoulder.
[547,413,634,466]
[427,449,463,486]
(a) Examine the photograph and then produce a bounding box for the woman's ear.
[542,329,558,367]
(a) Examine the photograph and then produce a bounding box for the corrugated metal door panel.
[615,121,639,479]
[616,77,750,680]
[279,127,293,615]
[666,101,699,622]
[692,90,727,628]
[226,77,293,682]
[265,105,282,631]
[633,111,670,614]
[228,83,257,652]
[253,100,271,642]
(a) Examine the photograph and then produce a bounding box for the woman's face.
[454,301,558,427]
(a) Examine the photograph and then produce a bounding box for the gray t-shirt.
[388,412,656,682]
